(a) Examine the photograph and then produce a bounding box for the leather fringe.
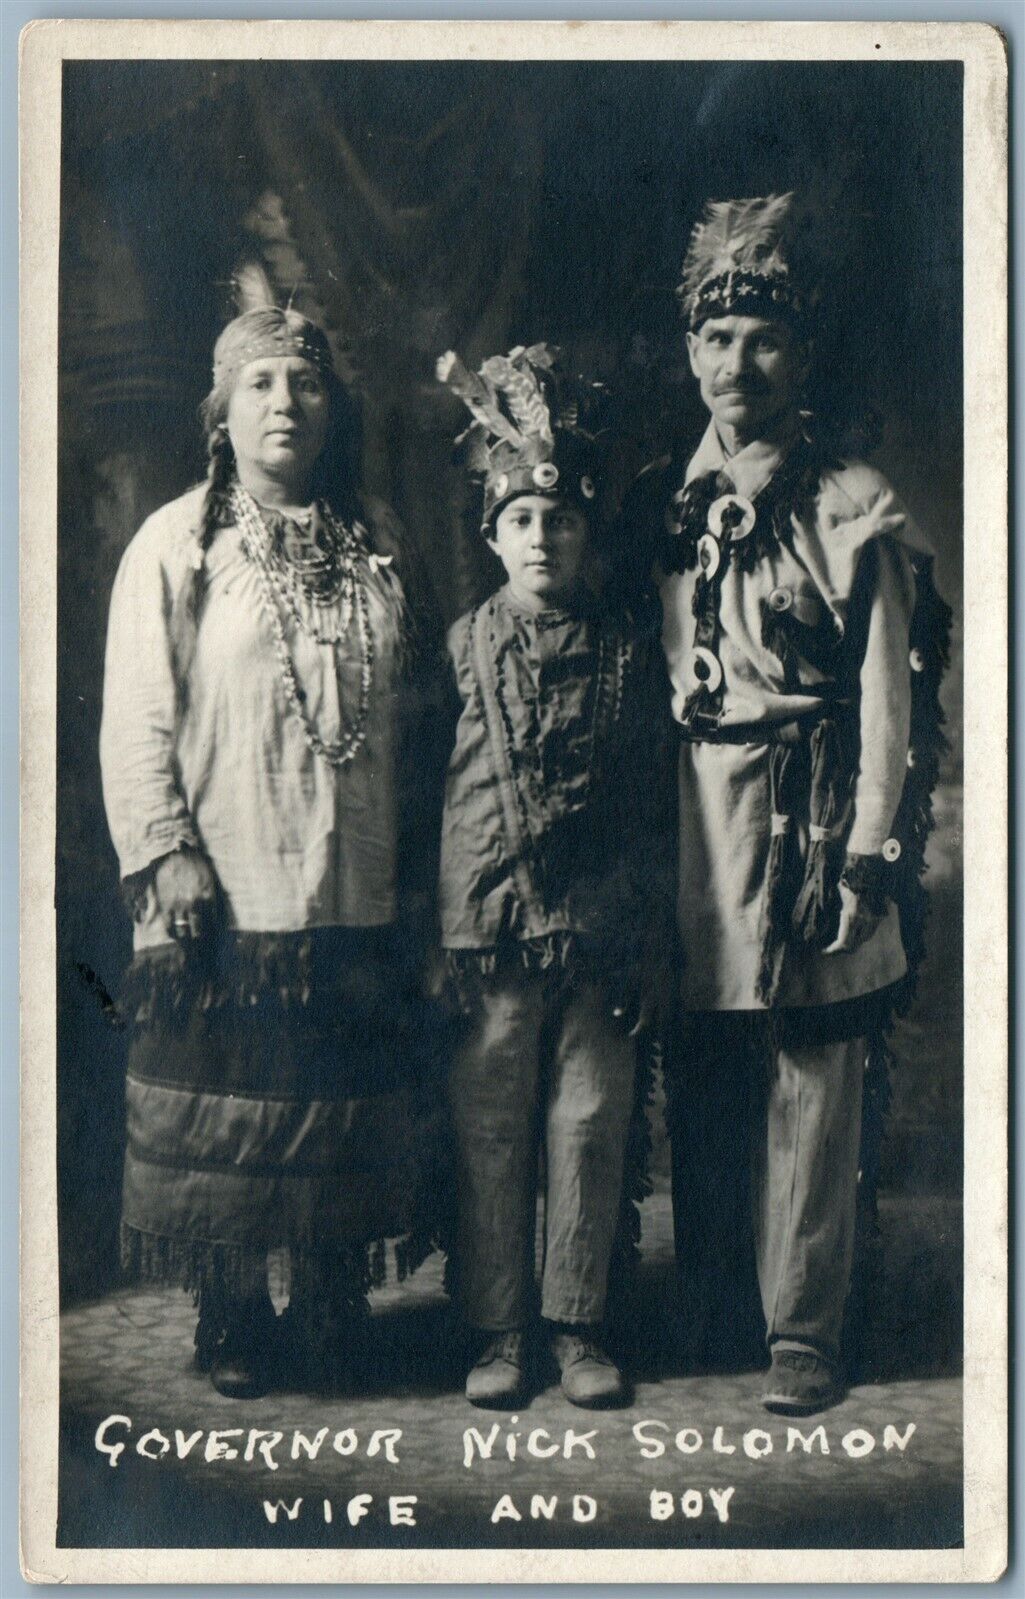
[791,718,851,947]
[755,740,810,1004]
[120,929,409,1034]
[120,1222,430,1299]
[889,558,953,997]
[443,933,589,1013]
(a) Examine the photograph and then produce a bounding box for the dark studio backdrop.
[57,58,964,1312]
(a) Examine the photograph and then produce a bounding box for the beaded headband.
[685,269,807,333]
[211,308,335,388]
[678,193,816,333]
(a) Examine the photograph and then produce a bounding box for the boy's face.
[487,494,588,610]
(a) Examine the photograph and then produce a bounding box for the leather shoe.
[761,1347,843,1415]
[465,1331,528,1408]
[551,1330,626,1408]
[210,1344,270,1401]
[208,1296,278,1400]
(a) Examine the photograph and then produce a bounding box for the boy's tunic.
[440,582,672,985]
[439,581,674,1330]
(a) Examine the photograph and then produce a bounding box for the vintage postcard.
[20,17,1007,1585]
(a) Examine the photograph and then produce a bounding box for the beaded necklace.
[231,481,375,769]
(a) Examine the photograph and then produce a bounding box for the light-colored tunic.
[100,484,404,945]
[658,423,931,1011]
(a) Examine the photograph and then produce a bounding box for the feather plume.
[435,351,523,447]
[480,352,553,444]
[232,260,277,314]
[681,192,796,302]
[438,342,611,495]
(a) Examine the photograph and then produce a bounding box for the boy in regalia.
[436,345,674,1409]
[622,195,950,1414]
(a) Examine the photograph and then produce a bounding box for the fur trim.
[889,558,953,996]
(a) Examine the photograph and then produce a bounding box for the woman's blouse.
[101,484,406,947]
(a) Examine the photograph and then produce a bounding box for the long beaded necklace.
[231,481,375,768]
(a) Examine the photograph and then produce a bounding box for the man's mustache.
[713,379,767,396]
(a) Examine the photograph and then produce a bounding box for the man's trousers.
[449,974,637,1331]
[668,1013,865,1366]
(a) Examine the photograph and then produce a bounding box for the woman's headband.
[211,308,335,389]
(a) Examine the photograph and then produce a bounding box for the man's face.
[686,315,809,445]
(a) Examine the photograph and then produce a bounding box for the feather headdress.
[436,343,610,531]
[678,192,817,331]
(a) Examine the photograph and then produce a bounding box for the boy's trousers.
[669,1017,865,1365]
[449,973,636,1331]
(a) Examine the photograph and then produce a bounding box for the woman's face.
[225,356,330,496]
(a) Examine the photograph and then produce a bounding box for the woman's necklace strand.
[233,487,361,643]
[231,483,375,768]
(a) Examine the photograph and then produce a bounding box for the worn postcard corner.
[19,16,1007,1587]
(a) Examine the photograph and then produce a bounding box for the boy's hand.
[612,957,677,1039]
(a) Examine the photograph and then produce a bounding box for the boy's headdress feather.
[436,343,611,531]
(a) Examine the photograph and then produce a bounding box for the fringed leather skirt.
[119,925,453,1296]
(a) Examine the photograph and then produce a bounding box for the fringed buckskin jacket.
[621,420,950,1017]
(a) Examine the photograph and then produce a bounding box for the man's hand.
[823,880,883,956]
[153,847,219,942]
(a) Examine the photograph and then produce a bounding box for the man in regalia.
[623,194,949,1414]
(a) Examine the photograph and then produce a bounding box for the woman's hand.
[153,847,219,942]
[823,880,883,956]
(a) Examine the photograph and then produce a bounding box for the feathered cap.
[436,343,609,532]
[677,192,817,333]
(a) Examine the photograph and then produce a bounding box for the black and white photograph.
[19,18,1007,1585]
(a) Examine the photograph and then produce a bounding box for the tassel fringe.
[120,1223,434,1299]
[889,558,952,997]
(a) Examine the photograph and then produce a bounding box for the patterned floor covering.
[58,1189,962,1551]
